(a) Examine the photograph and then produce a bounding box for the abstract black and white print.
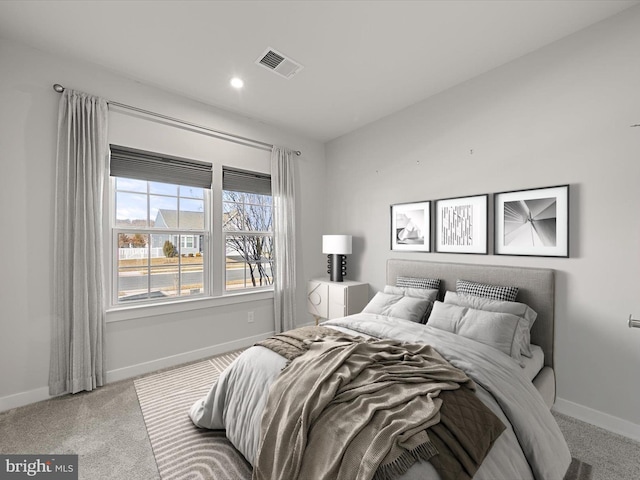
[494,184,569,257]
[396,209,425,245]
[435,194,487,254]
[441,204,474,246]
[391,201,431,252]
[504,197,557,247]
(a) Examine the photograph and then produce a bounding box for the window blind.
[222,167,271,195]
[109,145,212,189]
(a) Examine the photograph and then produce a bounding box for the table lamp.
[322,235,352,282]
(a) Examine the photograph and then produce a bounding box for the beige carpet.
[135,350,592,480]
[134,351,251,480]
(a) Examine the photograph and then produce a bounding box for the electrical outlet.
[247,311,255,323]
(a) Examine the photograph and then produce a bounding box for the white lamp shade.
[322,235,352,255]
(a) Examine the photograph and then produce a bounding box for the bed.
[190,259,571,480]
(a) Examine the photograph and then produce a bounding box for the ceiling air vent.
[255,48,304,79]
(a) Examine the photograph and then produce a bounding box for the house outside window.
[222,168,273,291]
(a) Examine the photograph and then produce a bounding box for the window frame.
[110,176,211,307]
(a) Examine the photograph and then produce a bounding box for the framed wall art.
[390,201,431,252]
[494,184,569,257]
[435,194,488,254]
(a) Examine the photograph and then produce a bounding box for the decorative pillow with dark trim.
[396,276,441,291]
[444,291,537,357]
[428,301,525,365]
[362,292,432,324]
[384,285,439,302]
[384,285,438,324]
[456,279,518,302]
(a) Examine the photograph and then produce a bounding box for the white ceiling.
[0,0,638,142]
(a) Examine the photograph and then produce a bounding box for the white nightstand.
[307,279,369,324]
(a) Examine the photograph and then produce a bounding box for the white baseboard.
[0,331,274,414]
[554,397,640,442]
[0,386,55,414]
[106,331,274,383]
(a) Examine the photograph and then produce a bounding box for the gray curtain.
[49,89,108,395]
[271,146,297,333]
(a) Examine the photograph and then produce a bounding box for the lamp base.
[327,254,347,282]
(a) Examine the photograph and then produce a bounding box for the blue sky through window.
[116,178,205,226]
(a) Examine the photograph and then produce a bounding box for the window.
[110,145,212,305]
[113,177,208,303]
[222,168,273,291]
[108,146,273,307]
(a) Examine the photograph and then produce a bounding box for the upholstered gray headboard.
[387,259,555,368]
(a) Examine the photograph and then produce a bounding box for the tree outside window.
[223,190,273,290]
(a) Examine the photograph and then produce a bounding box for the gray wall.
[0,38,326,410]
[325,7,640,438]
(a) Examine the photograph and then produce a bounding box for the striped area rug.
[134,351,252,480]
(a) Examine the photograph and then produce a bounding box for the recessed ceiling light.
[230,77,244,89]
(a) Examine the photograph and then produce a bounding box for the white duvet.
[190,313,571,480]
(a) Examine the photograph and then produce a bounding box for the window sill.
[106,290,274,323]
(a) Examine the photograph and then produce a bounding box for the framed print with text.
[435,194,488,254]
[391,201,431,252]
[494,184,569,257]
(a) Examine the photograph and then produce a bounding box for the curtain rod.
[52,84,301,156]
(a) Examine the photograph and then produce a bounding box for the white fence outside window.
[118,247,163,259]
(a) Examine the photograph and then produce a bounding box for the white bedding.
[522,344,545,381]
[190,313,571,480]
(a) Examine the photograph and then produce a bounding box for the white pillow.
[384,285,438,302]
[444,291,537,357]
[423,301,464,332]
[428,301,525,365]
[362,292,430,323]
[383,285,438,324]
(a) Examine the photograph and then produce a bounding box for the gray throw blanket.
[255,325,344,361]
[252,335,474,480]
